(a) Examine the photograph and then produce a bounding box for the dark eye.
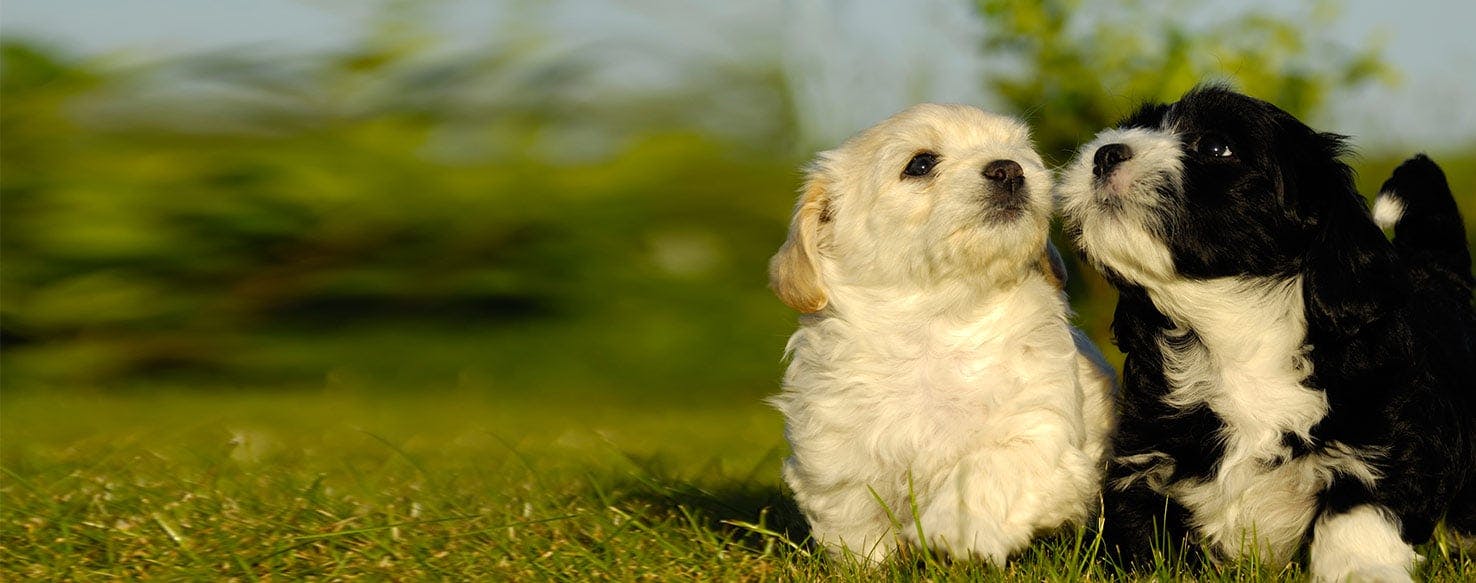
[1196,134,1234,158]
[902,152,939,177]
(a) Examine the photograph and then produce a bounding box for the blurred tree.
[2,1,1466,394]
[975,0,1390,165]
[0,31,799,392]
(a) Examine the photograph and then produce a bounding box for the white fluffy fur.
[769,104,1116,563]
[1372,193,1406,231]
[1309,505,1418,582]
[1056,127,1184,285]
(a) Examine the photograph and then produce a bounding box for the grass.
[2,388,1473,581]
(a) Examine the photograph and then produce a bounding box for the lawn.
[3,388,1472,581]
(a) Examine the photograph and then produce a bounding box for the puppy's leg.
[1308,504,1417,583]
[904,421,1097,564]
[1100,458,1195,570]
[783,460,898,563]
[805,496,897,564]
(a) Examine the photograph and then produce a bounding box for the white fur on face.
[815,103,1054,301]
[1057,127,1184,286]
[771,104,1117,564]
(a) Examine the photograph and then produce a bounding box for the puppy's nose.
[982,159,1024,189]
[1092,143,1133,177]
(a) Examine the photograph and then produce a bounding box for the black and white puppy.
[1057,86,1476,581]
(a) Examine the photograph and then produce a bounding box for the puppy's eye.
[902,152,939,177]
[1196,134,1234,158]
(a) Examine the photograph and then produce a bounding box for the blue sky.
[3,0,1473,150]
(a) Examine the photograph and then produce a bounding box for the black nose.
[1093,143,1133,177]
[983,159,1024,185]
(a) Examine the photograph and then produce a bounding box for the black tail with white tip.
[1374,154,1474,295]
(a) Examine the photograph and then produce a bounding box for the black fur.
[1082,86,1476,569]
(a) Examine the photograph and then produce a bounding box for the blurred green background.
[2,0,1473,400]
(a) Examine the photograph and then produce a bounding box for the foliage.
[0,38,801,393]
[976,0,1391,165]
[0,1,1470,395]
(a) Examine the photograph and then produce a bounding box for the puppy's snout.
[983,159,1024,192]
[1092,143,1133,178]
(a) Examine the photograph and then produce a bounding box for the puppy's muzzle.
[1092,143,1133,179]
[981,159,1029,221]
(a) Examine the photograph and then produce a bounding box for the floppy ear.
[1039,241,1068,292]
[1298,133,1406,337]
[769,168,832,313]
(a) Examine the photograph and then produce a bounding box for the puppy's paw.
[903,497,1023,565]
[1309,505,1419,583]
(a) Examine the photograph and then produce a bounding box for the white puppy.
[768,104,1116,564]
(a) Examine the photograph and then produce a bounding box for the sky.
[2,0,1473,151]
[1313,0,1476,151]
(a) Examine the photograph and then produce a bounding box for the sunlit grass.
[2,389,1472,580]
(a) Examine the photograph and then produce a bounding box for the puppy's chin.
[933,209,1051,287]
[1058,128,1182,286]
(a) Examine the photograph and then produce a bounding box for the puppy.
[1057,85,1476,581]
[768,104,1116,564]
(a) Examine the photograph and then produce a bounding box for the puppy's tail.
[1373,154,1474,295]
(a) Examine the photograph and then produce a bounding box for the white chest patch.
[1143,277,1379,564]
[772,276,1114,562]
[781,283,1085,471]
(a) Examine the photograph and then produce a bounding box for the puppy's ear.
[1039,241,1068,291]
[1298,133,1406,337]
[769,167,832,313]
